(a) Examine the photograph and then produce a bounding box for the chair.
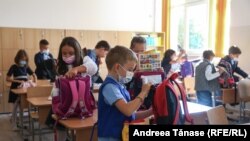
[36,79,51,86]
[237,79,250,123]
[207,105,228,125]
[183,77,197,102]
[27,86,53,141]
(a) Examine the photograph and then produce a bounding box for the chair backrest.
[207,105,228,125]
[183,77,196,95]
[36,79,51,86]
[27,85,53,98]
[238,79,250,102]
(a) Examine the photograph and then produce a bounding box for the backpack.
[218,59,235,88]
[152,73,193,124]
[180,61,194,78]
[129,71,165,110]
[52,75,96,119]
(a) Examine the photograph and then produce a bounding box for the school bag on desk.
[52,75,96,120]
[217,59,235,88]
[152,73,193,125]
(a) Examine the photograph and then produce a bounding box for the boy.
[84,40,110,83]
[195,50,224,106]
[98,46,152,141]
[219,45,249,82]
[34,39,56,81]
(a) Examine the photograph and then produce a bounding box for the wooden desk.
[181,102,212,125]
[222,88,239,104]
[54,110,98,141]
[27,97,52,124]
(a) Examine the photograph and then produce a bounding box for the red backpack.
[152,73,193,124]
[52,75,96,120]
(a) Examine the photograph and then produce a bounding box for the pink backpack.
[52,75,96,119]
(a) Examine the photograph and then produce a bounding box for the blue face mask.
[19,60,27,67]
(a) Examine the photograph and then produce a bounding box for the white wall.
[0,0,162,32]
[230,0,250,74]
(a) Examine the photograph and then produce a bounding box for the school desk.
[221,88,240,104]
[53,109,98,141]
[27,97,52,141]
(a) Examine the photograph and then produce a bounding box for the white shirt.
[205,64,220,81]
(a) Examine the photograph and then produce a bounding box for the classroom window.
[170,0,209,54]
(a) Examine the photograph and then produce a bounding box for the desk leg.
[38,106,50,125]
[75,127,97,141]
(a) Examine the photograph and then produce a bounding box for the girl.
[6,49,37,130]
[46,36,97,141]
[161,49,186,76]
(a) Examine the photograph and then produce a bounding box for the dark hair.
[14,49,29,66]
[130,36,146,49]
[203,50,215,59]
[106,46,138,70]
[163,49,176,61]
[229,45,241,55]
[39,39,49,46]
[57,37,83,75]
[95,40,110,51]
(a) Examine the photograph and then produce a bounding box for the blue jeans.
[196,90,222,107]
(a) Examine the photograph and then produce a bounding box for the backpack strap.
[164,80,181,124]
[173,80,193,124]
[78,79,92,119]
[63,80,79,119]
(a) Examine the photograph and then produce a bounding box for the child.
[161,49,185,76]
[34,39,56,81]
[83,40,110,83]
[219,45,249,82]
[6,49,37,130]
[98,46,152,141]
[46,36,97,141]
[194,50,224,107]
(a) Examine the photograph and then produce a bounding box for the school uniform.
[220,55,249,81]
[34,52,55,80]
[98,75,135,141]
[195,60,221,106]
[7,64,34,103]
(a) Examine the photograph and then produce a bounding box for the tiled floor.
[0,113,54,141]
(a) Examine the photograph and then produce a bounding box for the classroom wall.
[0,0,162,32]
[230,0,250,74]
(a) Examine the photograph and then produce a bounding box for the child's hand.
[65,67,78,78]
[141,83,152,97]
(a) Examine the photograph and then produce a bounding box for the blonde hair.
[105,46,138,70]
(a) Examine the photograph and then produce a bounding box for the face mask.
[234,58,239,62]
[42,49,49,55]
[19,60,27,67]
[63,55,75,64]
[117,64,134,84]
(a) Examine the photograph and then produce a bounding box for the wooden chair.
[36,79,51,86]
[206,105,228,125]
[183,77,197,102]
[27,86,53,141]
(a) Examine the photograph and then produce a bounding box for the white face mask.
[117,64,134,84]
[42,49,49,55]
[234,58,239,62]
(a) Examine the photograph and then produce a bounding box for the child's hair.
[14,49,29,65]
[106,46,138,70]
[95,40,110,51]
[163,49,176,61]
[229,45,241,55]
[130,36,146,50]
[57,37,83,75]
[203,50,215,60]
[39,39,49,46]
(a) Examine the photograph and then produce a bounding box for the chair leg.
[31,118,35,141]
[39,123,42,141]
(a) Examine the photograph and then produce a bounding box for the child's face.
[116,60,136,77]
[40,45,49,52]
[96,48,108,58]
[171,53,177,61]
[61,45,75,58]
